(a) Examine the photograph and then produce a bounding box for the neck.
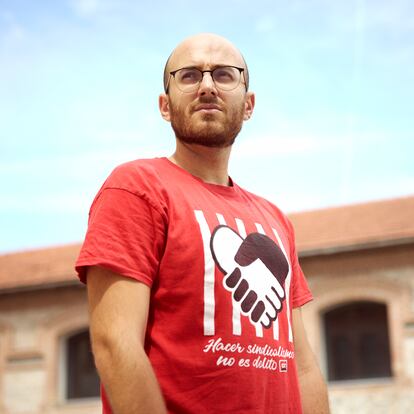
[169,140,232,186]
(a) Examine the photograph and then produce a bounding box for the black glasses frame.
[166,65,246,93]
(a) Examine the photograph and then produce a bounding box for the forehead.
[168,36,245,70]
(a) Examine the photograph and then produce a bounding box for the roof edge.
[0,279,82,295]
[298,236,414,258]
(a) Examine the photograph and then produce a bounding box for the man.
[76,33,330,413]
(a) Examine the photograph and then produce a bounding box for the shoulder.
[91,157,172,215]
[101,157,175,201]
[104,158,167,190]
[236,184,294,233]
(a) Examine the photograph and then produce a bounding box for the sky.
[1,0,413,253]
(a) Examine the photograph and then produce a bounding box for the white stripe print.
[194,210,216,336]
[272,227,293,343]
[254,223,273,339]
[194,210,293,342]
[220,215,242,336]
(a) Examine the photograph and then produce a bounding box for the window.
[324,301,392,382]
[65,330,100,399]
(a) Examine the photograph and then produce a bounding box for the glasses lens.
[172,66,242,92]
[175,68,202,91]
[212,67,240,90]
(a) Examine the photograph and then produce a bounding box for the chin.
[178,129,236,148]
[181,138,234,148]
[171,115,242,148]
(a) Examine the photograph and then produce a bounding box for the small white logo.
[279,360,288,372]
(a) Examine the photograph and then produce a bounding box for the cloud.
[0,150,155,214]
[0,11,26,49]
[0,149,157,179]
[344,174,414,202]
[234,136,322,159]
[69,0,122,19]
[0,193,89,214]
[363,0,414,32]
[326,0,414,34]
[255,17,275,33]
[69,0,105,18]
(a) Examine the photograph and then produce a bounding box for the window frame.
[323,300,393,382]
[300,276,408,388]
[59,327,100,403]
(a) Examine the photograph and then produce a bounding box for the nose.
[197,71,218,97]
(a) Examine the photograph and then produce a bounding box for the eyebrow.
[170,64,241,72]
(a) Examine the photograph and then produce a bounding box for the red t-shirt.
[76,157,312,414]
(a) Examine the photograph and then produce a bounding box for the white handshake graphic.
[210,225,289,329]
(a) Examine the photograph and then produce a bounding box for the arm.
[293,308,330,414]
[87,266,167,414]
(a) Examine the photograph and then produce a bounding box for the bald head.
[163,33,249,93]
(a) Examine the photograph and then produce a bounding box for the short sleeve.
[288,220,313,308]
[75,187,167,286]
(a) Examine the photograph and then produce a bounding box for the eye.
[213,67,237,83]
[176,68,201,84]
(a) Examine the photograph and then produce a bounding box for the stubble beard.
[170,100,245,148]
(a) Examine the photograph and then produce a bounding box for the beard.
[169,98,245,148]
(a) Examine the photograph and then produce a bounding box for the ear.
[243,91,255,121]
[159,93,171,122]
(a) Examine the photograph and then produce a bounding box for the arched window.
[64,330,100,399]
[323,301,392,382]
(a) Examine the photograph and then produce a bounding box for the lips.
[194,103,222,112]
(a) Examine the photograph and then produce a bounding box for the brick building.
[1,196,413,413]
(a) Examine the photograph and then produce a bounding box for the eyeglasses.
[166,65,246,93]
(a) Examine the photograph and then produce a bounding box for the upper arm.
[292,308,318,375]
[293,308,331,413]
[86,266,151,346]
